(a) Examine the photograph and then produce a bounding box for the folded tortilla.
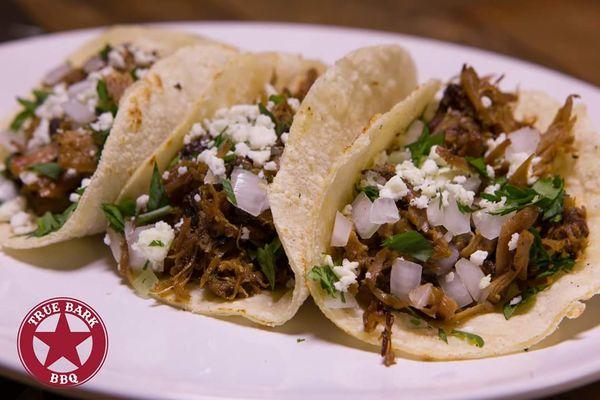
[1,25,234,248]
[111,51,327,326]
[275,45,600,359]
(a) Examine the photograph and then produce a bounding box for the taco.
[0,25,233,248]
[275,45,599,361]
[102,51,329,326]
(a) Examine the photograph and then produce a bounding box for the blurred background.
[0,0,599,85]
[1,0,599,398]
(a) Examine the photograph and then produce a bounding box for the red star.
[34,313,91,368]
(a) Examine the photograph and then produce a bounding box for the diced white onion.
[107,229,123,264]
[68,80,96,98]
[435,245,459,276]
[124,221,150,270]
[231,169,269,217]
[331,211,353,247]
[83,55,106,73]
[63,100,96,124]
[43,63,73,86]
[428,195,471,235]
[505,127,541,159]
[454,258,486,302]
[409,283,432,309]
[324,293,358,309]
[369,197,399,224]
[473,210,514,240]
[351,192,380,239]
[390,258,422,301]
[438,270,473,307]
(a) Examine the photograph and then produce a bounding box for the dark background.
[1,0,598,398]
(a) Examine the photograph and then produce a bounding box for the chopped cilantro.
[102,199,135,233]
[406,123,444,166]
[457,201,479,214]
[221,179,236,205]
[465,156,488,177]
[296,338,306,343]
[438,329,485,347]
[92,129,110,149]
[223,153,236,164]
[256,237,282,290]
[30,203,77,237]
[258,101,290,135]
[382,231,433,262]
[149,240,165,247]
[96,80,118,116]
[147,163,169,212]
[136,205,174,226]
[268,94,285,104]
[10,90,49,131]
[357,184,379,201]
[308,264,340,298]
[438,328,448,343]
[28,162,63,180]
[167,155,180,169]
[503,285,548,320]
[99,44,112,61]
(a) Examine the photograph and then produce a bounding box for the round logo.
[17,297,108,388]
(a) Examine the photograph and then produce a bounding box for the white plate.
[0,22,599,400]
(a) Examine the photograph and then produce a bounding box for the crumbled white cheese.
[177,166,188,176]
[287,97,300,111]
[379,175,408,200]
[162,171,170,180]
[445,271,455,282]
[409,195,429,209]
[342,204,353,217]
[240,227,250,240]
[174,218,184,230]
[131,221,175,272]
[103,233,111,246]
[263,161,277,171]
[80,178,91,188]
[27,118,51,150]
[509,295,522,306]
[479,274,492,289]
[486,165,495,179]
[469,250,488,266]
[365,272,372,280]
[421,159,439,175]
[35,84,68,120]
[19,171,39,186]
[65,168,77,178]
[508,232,520,251]
[322,254,334,267]
[0,175,18,202]
[197,148,226,178]
[136,194,149,212]
[0,196,26,222]
[108,48,126,68]
[132,46,157,66]
[90,112,114,132]
[69,193,81,203]
[452,175,467,184]
[10,211,36,235]
[280,132,289,143]
[183,123,206,145]
[333,258,359,293]
[135,68,149,79]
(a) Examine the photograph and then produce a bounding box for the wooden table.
[1,0,598,398]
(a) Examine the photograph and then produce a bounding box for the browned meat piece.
[433,110,487,158]
[9,144,59,176]
[104,71,134,103]
[362,301,396,366]
[545,195,589,256]
[484,138,510,165]
[55,130,99,173]
[534,95,577,176]
[460,233,496,259]
[293,68,319,100]
[202,258,268,300]
[344,230,369,262]
[507,153,535,187]
[436,146,474,173]
[496,206,539,274]
[513,229,534,280]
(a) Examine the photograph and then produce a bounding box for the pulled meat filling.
[3,44,158,219]
[317,66,588,365]
[116,71,318,301]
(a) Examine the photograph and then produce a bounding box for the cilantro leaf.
[149,240,165,247]
[136,205,174,226]
[256,237,282,290]
[457,201,479,214]
[102,199,136,233]
[96,80,118,115]
[268,94,284,104]
[10,90,49,131]
[258,101,291,135]
[30,203,77,237]
[438,328,448,343]
[308,265,340,298]
[99,44,112,61]
[221,179,236,205]
[28,162,63,180]
[147,163,169,212]
[450,329,485,347]
[382,231,433,262]
[503,285,548,320]
[465,156,488,177]
[406,123,444,166]
[357,184,379,201]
